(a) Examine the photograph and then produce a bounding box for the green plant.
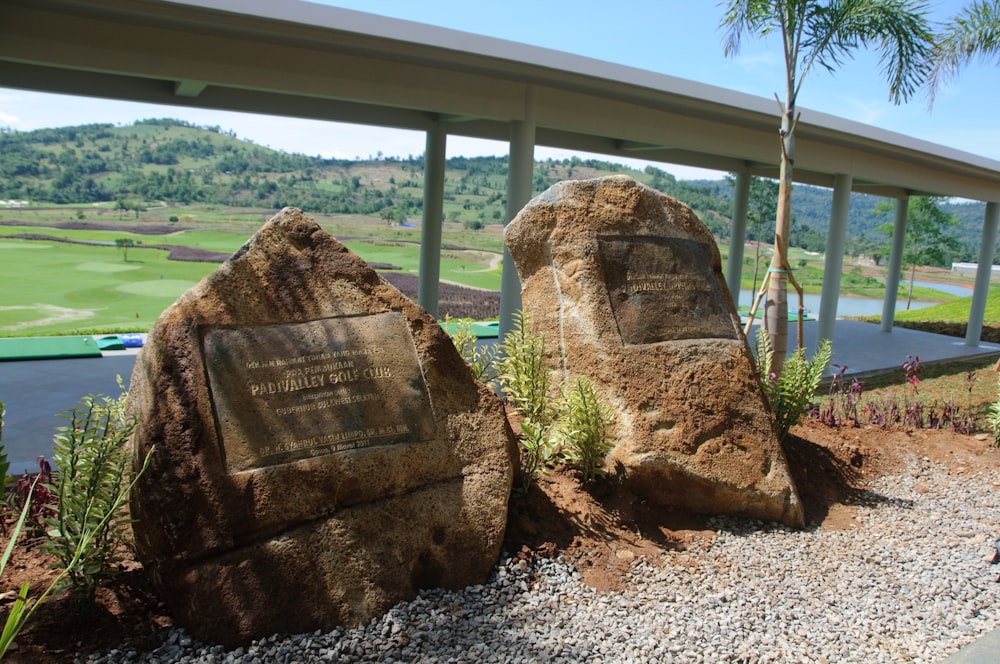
[0,401,8,488]
[497,312,555,428]
[516,419,559,492]
[0,451,152,658]
[9,458,56,540]
[42,380,138,609]
[989,372,1000,449]
[556,376,614,483]
[1,477,44,658]
[446,316,500,386]
[755,328,832,440]
[490,313,615,487]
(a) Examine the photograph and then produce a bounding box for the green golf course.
[0,215,503,336]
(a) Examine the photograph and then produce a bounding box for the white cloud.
[839,98,887,125]
[0,111,20,126]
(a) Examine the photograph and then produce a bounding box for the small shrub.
[556,376,614,483]
[818,364,863,429]
[446,316,500,386]
[989,372,1000,448]
[818,379,979,434]
[497,312,555,428]
[516,419,559,492]
[0,410,152,657]
[903,355,921,393]
[456,312,615,489]
[43,381,138,610]
[10,457,56,540]
[755,328,832,440]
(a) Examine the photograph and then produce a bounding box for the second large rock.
[505,176,803,527]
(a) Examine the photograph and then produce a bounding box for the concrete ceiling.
[2,0,999,202]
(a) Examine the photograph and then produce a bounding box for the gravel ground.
[80,459,1000,663]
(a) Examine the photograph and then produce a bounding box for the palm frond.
[799,0,933,103]
[927,0,1000,103]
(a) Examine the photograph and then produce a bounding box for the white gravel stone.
[79,463,1000,663]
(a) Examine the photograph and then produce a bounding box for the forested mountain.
[0,118,989,264]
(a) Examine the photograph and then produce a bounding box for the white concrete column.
[726,171,751,308]
[418,124,446,317]
[966,201,1000,346]
[880,196,909,332]
[816,173,853,347]
[498,87,536,340]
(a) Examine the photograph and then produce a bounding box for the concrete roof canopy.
[1,0,999,203]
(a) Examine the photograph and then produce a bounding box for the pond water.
[908,280,974,297]
[737,277,973,319]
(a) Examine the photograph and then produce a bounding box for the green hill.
[0,118,990,264]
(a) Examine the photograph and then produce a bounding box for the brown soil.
[4,419,997,662]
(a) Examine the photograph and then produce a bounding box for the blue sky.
[0,0,995,180]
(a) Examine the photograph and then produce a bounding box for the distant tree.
[926,0,1000,102]
[114,238,137,262]
[877,196,962,309]
[720,0,933,371]
[116,198,142,219]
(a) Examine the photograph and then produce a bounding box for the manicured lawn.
[0,221,502,335]
[0,239,208,334]
[892,289,1000,324]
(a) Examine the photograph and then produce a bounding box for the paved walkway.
[749,318,1000,380]
[944,626,1000,663]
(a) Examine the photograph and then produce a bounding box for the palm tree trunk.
[751,241,762,294]
[765,107,795,374]
[906,262,916,310]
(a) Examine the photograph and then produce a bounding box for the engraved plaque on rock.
[599,236,736,345]
[202,311,435,472]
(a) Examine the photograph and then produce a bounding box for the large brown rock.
[504,176,803,527]
[128,207,517,646]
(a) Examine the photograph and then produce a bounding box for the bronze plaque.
[202,312,435,472]
[599,236,736,345]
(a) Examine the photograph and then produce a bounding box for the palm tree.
[720,0,933,372]
[926,0,1000,102]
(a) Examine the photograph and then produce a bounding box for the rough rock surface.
[504,176,803,527]
[128,207,517,646]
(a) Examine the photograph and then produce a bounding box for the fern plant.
[445,316,500,386]
[497,311,556,428]
[988,372,1000,449]
[0,426,152,657]
[43,382,138,610]
[516,419,559,492]
[755,328,832,441]
[556,376,614,483]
